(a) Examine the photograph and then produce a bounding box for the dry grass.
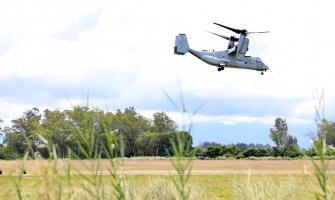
[2,159,335,176]
[1,159,335,199]
[235,173,319,200]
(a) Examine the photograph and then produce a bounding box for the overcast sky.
[0,0,334,148]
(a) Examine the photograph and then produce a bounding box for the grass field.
[0,159,334,199]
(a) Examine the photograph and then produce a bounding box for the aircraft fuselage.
[188,49,268,72]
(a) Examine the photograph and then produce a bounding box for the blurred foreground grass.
[0,171,334,199]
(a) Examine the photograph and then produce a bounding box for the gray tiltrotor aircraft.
[174,23,269,75]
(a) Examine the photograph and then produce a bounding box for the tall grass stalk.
[163,85,205,200]
[310,93,332,200]
[12,152,29,200]
[169,133,194,200]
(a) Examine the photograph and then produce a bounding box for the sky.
[0,0,334,148]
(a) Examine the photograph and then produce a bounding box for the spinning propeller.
[206,31,239,42]
[213,22,269,35]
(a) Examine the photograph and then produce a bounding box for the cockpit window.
[256,57,262,62]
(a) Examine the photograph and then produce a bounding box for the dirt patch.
[1,159,334,176]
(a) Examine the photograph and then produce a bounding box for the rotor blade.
[206,31,239,42]
[206,31,230,40]
[246,31,269,34]
[213,22,243,34]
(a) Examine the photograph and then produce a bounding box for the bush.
[236,152,245,159]
[284,144,302,158]
[193,147,204,158]
[325,147,335,156]
[243,147,256,157]
[220,145,242,157]
[243,147,273,157]
[256,148,273,157]
[305,148,317,157]
[205,146,221,158]
[0,147,21,160]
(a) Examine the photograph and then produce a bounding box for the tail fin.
[174,34,189,55]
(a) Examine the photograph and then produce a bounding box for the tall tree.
[4,107,41,157]
[41,109,77,158]
[147,112,177,156]
[0,119,3,145]
[113,107,150,157]
[269,118,288,155]
[286,135,298,146]
[323,120,335,147]
[152,112,177,133]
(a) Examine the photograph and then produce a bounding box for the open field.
[1,159,335,176]
[0,159,335,199]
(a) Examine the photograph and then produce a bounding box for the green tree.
[284,144,302,158]
[286,135,298,146]
[220,145,241,157]
[0,119,3,145]
[40,109,77,158]
[64,106,106,158]
[113,107,150,157]
[135,132,172,156]
[138,112,178,156]
[205,146,221,158]
[152,111,177,133]
[269,118,289,155]
[199,141,221,149]
[3,107,41,157]
[322,120,335,147]
[243,147,257,157]
[193,147,204,158]
[305,148,317,157]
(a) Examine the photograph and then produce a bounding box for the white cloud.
[0,0,108,40]
[140,109,312,127]
[293,100,316,117]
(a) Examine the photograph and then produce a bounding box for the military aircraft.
[174,23,269,75]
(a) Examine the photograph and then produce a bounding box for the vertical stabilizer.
[174,34,189,55]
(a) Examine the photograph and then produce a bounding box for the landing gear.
[217,66,224,71]
[261,71,264,75]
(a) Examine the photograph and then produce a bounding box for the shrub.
[220,145,242,157]
[193,147,204,158]
[325,147,335,156]
[205,146,221,158]
[305,148,317,157]
[284,144,302,158]
[255,148,272,157]
[242,147,274,158]
[0,147,21,160]
[236,152,245,159]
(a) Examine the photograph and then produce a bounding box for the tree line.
[0,106,191,159]
[195,118,335,159]
[1,107,335,160]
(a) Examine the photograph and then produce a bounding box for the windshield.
[255,57,262,63]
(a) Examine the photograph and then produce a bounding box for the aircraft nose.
[263,64,269,70]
